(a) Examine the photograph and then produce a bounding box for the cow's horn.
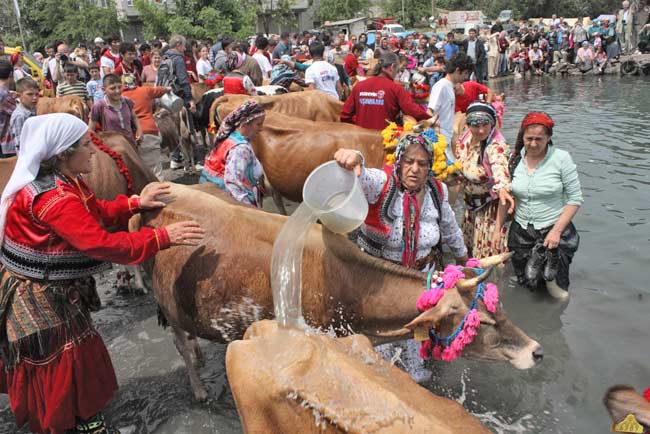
[456,266,494,290]
[478,251,514,268]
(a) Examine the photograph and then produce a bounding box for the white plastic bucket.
[302,161,368,234]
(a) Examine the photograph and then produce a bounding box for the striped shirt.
[56,81,89,99]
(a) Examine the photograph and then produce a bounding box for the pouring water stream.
[271,161,368,328]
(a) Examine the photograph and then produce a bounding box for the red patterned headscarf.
[520,112,555,135]
[10,52,22,66]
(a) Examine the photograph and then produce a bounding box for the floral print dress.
[456,129,512,257]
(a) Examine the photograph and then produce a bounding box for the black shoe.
[525,243,546,283]
[543,249,559,281]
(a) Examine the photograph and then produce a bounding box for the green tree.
[381,0,431,27]
[134,0,255,41]
[315,0,370,22]
[133,0,170,40]
[14,0,122,50]
[255,0,298,34]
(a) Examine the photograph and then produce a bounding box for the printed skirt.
[462,200,509,259]
[0,266,117,434]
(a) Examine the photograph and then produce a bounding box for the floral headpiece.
[381,122,460,181]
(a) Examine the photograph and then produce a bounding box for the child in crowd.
[56,64,89,101]
[122,77,171,179]
[86,64,104,104]
[89,73,141,147]
[595,46,609,74]
[9,77,38,152]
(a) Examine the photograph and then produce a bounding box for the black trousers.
[507,221,580,290]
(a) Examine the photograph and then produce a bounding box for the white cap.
[94,37,105,44]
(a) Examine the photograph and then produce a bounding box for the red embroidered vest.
[356,166,444,259]
[202,133,258,200]
[1,173,111,280]
[223,73,247,95]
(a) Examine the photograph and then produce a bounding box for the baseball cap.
[94,37,105,44]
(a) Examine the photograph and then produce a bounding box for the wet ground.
[2,75,649,433]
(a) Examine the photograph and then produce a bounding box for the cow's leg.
[179,119,195,173]
[272,190,288,216]
[129,264,148,294]
[172,324,208,401]
[186,335,205,368]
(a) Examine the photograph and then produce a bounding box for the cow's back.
[142,184,285,341]
[238,109,383,202]
[211,91,343,124]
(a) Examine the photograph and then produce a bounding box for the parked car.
[383,23,407,36]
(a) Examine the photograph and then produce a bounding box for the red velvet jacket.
[223,74,248,95]
[1,173,170,281]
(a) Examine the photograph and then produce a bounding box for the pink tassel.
[416,287,445,311]
[432,345,442,360]
[466,257,481,268]
[442,265,465,289]
[442,346,460,362]
[419,340,432,359]
[484,283,499,313]
[465,309,480,328]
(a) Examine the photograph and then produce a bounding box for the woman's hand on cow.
[498,188,515,215]
[138,182,172,209]
[334,148,363,171]
[166,221,205,246]
[543,228,561,250]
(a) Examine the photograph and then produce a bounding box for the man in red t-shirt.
[340,52,431,131]
[454,80,495,113]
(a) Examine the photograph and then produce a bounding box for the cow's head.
[377,254,543,370]
[603,385,650,431]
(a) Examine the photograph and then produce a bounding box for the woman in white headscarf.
[0,113,204,434]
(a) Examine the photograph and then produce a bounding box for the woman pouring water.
[334,133,468,272]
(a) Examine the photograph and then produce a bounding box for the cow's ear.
[403,289,464,331]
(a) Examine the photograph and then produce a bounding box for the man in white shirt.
[305,42,342,100]
[252,36,273,80]
[427,52,474,161]
[100,35,122,77]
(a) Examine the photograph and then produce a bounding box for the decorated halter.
[415,258,499,362]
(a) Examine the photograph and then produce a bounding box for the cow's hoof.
[193,385,209,402]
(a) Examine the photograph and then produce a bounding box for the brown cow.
[227,320,492,434]
[142,183,542,401]
[208,90,343,128]
[36,95,89,123]
[215,105,383,205]
[603,385,650,432]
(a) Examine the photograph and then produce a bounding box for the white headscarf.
[0,113,88,243]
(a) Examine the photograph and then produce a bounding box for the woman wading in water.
[493,112,583,299]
